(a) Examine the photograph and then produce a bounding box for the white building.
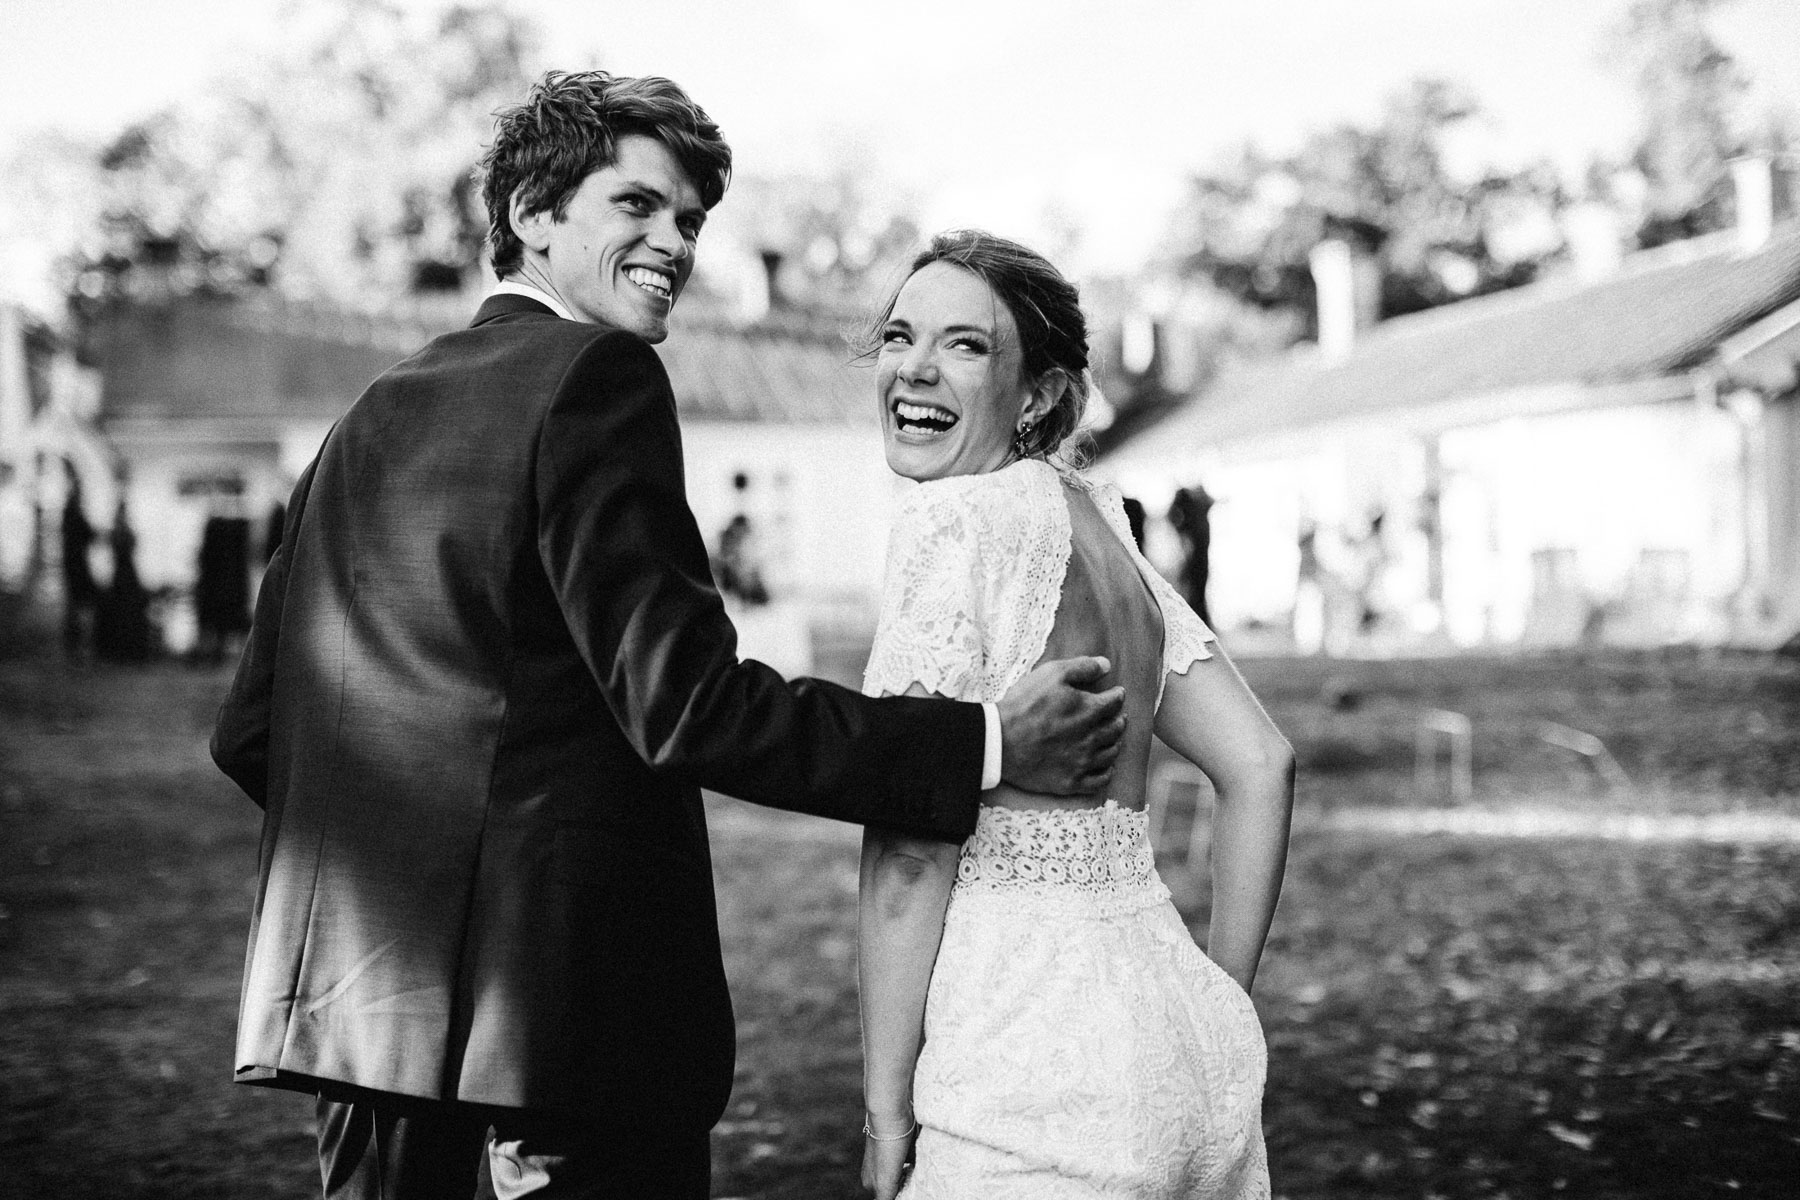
[1101,171,1800,653]
[88,291,905,671]
[0,303,108,597]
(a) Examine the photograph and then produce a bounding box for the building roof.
[95,293,875,432]
[1108,224,1800,459]
[660,315,871,425]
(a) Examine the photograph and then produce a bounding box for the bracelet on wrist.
[862,1115,918,1142]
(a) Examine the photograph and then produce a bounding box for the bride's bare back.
[985,480,1165,814]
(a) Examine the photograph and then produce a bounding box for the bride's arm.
[1153,646,1294,993]
[854,483,988,1195]
[858,827,958,1117]
[858,685,962,1198]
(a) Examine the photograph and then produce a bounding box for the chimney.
[1309,237,1380,363]
[759,249,786,311]
[1157,317,1204,393]
[1731,155,1774,256]
[1561,202,1623,283]
[1120,311,1156,376]
[735,248,782,323]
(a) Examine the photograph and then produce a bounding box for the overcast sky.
[5,0,1799,272]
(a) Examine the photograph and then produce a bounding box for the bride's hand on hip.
[861,1118,917,1200]
[997,656,1126,795]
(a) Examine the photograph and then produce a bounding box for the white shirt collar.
[490,279,577,322]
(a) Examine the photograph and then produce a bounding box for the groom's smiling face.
[511,134,705,343]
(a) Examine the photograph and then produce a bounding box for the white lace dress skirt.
[899,803,1269,1200]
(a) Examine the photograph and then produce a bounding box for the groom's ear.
[510,191,554,254]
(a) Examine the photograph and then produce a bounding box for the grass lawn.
[1,652,1796,1198]
[1234,650,1800,812]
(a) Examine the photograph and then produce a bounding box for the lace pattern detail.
[863,461,1068,703]
[863,460,1215,712]
[952,801,1169,918]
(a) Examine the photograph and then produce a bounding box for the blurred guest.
[195,511,252,664]
[711,471,770,605]
[1350,506,1391,636]
[58,459,97,660]
[713,512,769,604]
[95,500,151,662]
[1294,517,1326,654]
[1167,482,1215,626]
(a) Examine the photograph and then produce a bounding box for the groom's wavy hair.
[480,70,732,278]
[863,230,1094,465]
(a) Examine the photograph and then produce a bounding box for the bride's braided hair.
[867,230,1094,465]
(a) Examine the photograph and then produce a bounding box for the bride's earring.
[1013,419,1034,458]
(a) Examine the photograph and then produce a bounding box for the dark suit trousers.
[317,1092,710,1200]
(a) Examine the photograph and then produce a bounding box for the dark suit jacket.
[211,294,985,1127]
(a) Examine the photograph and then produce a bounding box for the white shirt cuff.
[979,702,1003,791]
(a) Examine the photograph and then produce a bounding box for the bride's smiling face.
[876,262,1035,483]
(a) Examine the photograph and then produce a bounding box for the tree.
[62,0,547,329]
[0,130,111,312]
[1162,78,1563,344]
[1605,0,1766,246]
[712,148,927,320]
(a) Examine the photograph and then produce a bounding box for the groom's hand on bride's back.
[997,656,1126,796]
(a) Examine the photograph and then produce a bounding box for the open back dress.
[863,458,1270,1200]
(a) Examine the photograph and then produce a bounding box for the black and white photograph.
[2,1,1798,1196]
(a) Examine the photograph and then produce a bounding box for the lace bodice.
[952,801,1171,918]
[862,459,1215,707]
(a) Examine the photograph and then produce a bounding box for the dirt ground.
[1,649,1797,1198]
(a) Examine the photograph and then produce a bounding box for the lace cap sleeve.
[862,482,990,701]
[1087,481,1216,678]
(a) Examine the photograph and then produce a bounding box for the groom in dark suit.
[211,71,1124,1199]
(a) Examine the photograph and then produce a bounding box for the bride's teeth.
[897,402,953,423]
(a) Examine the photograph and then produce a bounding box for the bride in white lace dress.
[857,231,1295,1199]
